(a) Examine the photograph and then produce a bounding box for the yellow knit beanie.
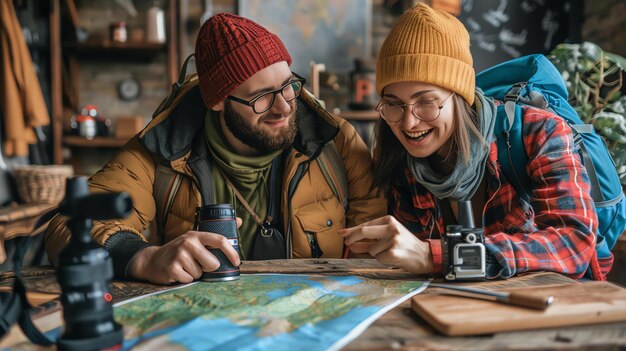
[376,3,475,105]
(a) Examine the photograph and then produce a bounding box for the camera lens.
[56,235,123,350]
[196,204,240,282]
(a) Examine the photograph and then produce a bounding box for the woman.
[340,3,606,280]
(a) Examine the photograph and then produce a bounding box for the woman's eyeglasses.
[376,92,455,123]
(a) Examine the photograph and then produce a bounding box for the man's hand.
[339,215,433,274]
[129,218,242,284]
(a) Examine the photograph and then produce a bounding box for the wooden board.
[411,281,626,336]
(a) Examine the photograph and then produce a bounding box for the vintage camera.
[441,200,486,281]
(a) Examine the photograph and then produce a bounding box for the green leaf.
[592,111,626,143]
[548,42,626,186]
[606,52,626,71]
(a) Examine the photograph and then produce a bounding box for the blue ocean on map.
[122,306,380,350]
[262,275,360,299]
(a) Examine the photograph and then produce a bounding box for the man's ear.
[212,101,225,112]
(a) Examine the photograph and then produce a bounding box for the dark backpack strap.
[267,149,289,227]
[154,142,218,245]
[152,53,195,119]
[496,100,532,203]
[316,141,349,209]
[154,161,183,245]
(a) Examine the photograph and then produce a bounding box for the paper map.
[114,274,427,350]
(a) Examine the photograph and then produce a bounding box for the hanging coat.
[0,0,49,157]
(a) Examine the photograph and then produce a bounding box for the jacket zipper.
[286,161,309,259]
[503,131,526,199]
[306,232,323,258]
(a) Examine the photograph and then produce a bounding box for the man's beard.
[224,101,298,154]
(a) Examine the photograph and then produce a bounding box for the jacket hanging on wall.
[0,0,49,157]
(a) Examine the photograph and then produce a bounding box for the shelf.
[338,110,379,121]
[64,41,167,59]
[63,135,129,148]
[50,0,179,165]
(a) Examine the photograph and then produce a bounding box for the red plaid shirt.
[390,106,608,280]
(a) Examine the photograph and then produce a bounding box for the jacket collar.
[139,80,340,163]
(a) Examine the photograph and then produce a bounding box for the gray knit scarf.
[407,90,496,201]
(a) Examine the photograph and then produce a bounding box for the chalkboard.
[459,0,582,72]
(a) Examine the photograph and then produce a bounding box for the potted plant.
[549,42,626,186]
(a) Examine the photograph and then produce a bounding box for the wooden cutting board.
[411,281,626,336]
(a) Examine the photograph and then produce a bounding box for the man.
[45,13,385,284]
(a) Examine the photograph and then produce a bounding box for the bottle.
[349,58,377,110]
[146,3,166,43]
[76,114,97,139]
[111,21,127,43]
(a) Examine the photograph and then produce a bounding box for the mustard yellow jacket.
[0,0,49,157]
[45,78,386,276]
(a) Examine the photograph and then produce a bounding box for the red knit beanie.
[195,13,292,109]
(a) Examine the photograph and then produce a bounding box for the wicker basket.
[12,165,74,204]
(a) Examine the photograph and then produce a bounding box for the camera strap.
[217,151,288,260]
[2,212,58,346]
[13,209,61,345]
[217,156,281,231]
[220,167,274,229]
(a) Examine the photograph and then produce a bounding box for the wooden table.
[1,259,625,350]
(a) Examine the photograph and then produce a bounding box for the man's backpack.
[476,54,626,278]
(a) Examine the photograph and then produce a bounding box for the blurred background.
[3,0,625,172]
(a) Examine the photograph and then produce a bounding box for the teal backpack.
[476,54,626,279]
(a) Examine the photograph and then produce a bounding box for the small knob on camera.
[465,232,477,243]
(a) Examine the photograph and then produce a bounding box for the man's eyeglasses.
[376,92,455,123]
[226,73,306,114]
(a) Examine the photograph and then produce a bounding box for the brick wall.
[71,0,394,120]
[70,0,170,125]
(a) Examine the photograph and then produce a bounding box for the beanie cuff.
[198,33,291,109]
[376,54,475,105]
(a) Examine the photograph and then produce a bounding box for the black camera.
[56,177,132,350]
[0,177,131,350]
[195,204,241,282]
[441,200,486,281]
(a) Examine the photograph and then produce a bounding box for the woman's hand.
[339,215,433,274]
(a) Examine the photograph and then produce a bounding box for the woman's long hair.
[372,94,481,190]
